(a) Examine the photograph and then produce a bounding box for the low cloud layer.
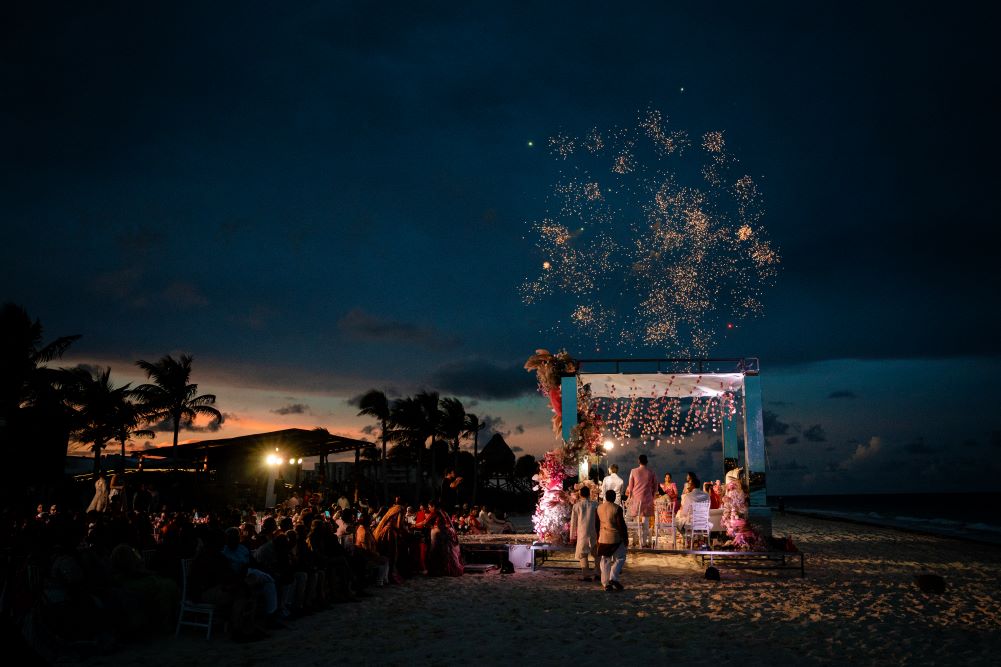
[430,358,536,400]
[272,403,310,416]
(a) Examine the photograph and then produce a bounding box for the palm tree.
[414,390,441,493]
[64,366,132,474]
[134,354,222,471]
[0,303,80,458]
[388,396,424,502]
[438,397,466,471]
[356,389,390,504]
[109,393,156,474]
[463,412,486,503]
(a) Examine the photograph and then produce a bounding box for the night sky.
[4,2,999,494]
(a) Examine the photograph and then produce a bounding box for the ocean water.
[771,493,1001,545]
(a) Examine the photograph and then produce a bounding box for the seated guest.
[484,510,515,534]
[253,531,298,618]
[110,544,178,633]
[465,508,484,534]
[187,530,261,641]
[676,472,709,531]
[705,482,721,509]
[222,527,280,625]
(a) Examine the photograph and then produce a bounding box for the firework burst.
[522,108,780,356]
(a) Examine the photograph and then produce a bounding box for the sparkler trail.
[522,108,781,356]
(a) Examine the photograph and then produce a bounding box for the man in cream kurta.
[569,485,599,581]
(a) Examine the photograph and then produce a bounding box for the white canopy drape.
[581,373,744,398]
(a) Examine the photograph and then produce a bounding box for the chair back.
[655,498,675,525]
[180,558,193,604]
[692,500,711,529]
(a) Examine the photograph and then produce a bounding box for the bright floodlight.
[288,457,295,465]
[603,440,614,451]
[297,458,303,464]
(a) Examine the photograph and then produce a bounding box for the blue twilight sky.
[2,1,999,494]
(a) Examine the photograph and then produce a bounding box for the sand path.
[73,515,1001,666]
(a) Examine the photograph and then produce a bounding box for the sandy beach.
[72,514,1001,666]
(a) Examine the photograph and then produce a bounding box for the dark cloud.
[827,390,858,399]
[763,411,791,437]
[161,281,209,309]
[514,424,525,434]
[360,424,377,435]
[511,446,523,452]
[904,438,935,454]
[338,308,459,350]
[151,414,225,433]
[475,414,511,445]
[785,436,799,445]
[346,387,401,407]
[430,359,535,400]
[771,459,809,471]
[803,424,827,443]
[271,403,310,416]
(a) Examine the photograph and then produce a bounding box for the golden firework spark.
[522,108,781,355]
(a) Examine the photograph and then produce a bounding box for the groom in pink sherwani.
[625,454,657,547]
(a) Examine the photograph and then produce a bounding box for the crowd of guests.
[1,473,519,656]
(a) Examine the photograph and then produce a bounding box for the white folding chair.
[653,498,676,549]
[175,558,219,639]
[686,500,712,549]
[626,512,650,548]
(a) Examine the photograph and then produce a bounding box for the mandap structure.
[526,351,770,543]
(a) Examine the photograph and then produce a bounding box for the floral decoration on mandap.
[526,349,606,542]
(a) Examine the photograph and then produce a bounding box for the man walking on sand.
[626,454,657,547]
[570,485,599,581]
[596,489,628,591]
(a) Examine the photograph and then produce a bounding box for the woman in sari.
[660,473,679,514]
[373,502,406,579]
[87,472,109,513]
[415,500,463,577]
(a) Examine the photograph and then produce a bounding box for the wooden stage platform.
[458,534,805,576]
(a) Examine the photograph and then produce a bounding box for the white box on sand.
[508,545,533,571]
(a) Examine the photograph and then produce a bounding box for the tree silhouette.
[438,396,466,471]
[0,304,80,485]
[64,366,134,475]
[134,354,222,471]
[356,389,390,503]
[388,396,428,503]
[462,413,486,502]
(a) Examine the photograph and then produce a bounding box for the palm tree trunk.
[354,444,361,502]
[119,437,126,474]
[92,439,105,475]
[429,436,436,497]
[381,419,388,505]
[473,430,479,504]
[414,444,422,504]
[171,410,181,472]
